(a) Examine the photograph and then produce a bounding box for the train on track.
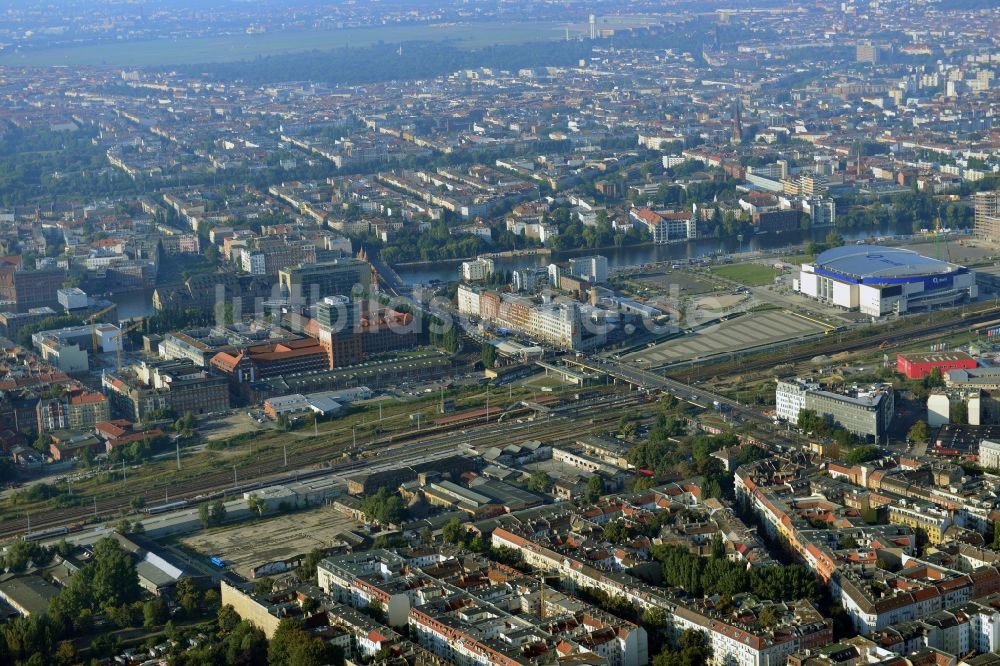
[23,526,70,542]
[145,500,189,515]
[0,389,649,543]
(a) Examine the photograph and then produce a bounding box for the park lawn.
[709,263,783,286]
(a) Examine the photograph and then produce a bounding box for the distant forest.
[935,0,998,8]
[172,21,725,86]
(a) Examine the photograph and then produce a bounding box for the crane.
[111,319,144,371]
[933,204,952,263]
[85,304,117,353]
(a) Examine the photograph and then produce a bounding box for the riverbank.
[392,257,466,269]
[390,227,974,286]
[482,248,552,260]
[392,247,554,268]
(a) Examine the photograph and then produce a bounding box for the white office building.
[569,255,609,284]
[461,256,494,282]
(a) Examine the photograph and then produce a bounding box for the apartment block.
[461,256,494,282]
[457,284,583,349]
[490,523,829,666]
[776,378,894,442]
[318,548,648,666]
[974,191,1000,243]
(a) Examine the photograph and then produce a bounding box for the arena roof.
[812,245,962,280]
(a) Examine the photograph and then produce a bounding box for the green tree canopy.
[527,471,553,493]
[907,420,930,444]
[584,475,605,503]
[844,445,880,465]
[360,488,406,526]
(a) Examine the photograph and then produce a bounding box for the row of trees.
[198,499,229,528]
[427,315,460,353]
[481,342,497,369]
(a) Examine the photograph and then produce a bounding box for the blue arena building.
[795,245,977,316]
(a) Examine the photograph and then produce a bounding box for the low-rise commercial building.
[0,575,60,617]
[898,352,978,380]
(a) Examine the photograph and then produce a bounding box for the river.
[394,225,904,285]
[103,226,906,309]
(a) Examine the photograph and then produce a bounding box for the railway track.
[0,391,649,542]
[674,306,1000,383]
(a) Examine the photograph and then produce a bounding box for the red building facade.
[896,352,977,380]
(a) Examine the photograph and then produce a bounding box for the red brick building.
[0,261,66,312]
[211,338,329,385]
[896,352,977,380]
[95,420,165,453]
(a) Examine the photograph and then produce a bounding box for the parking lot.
[622,310,830,368]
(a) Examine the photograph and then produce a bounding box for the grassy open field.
[781,254,816,266]
[0,22,569,67]
[709,263,783,286]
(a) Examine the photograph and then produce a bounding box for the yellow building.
[887,501,950,544]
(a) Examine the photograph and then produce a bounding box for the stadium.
[795,245,977,316]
